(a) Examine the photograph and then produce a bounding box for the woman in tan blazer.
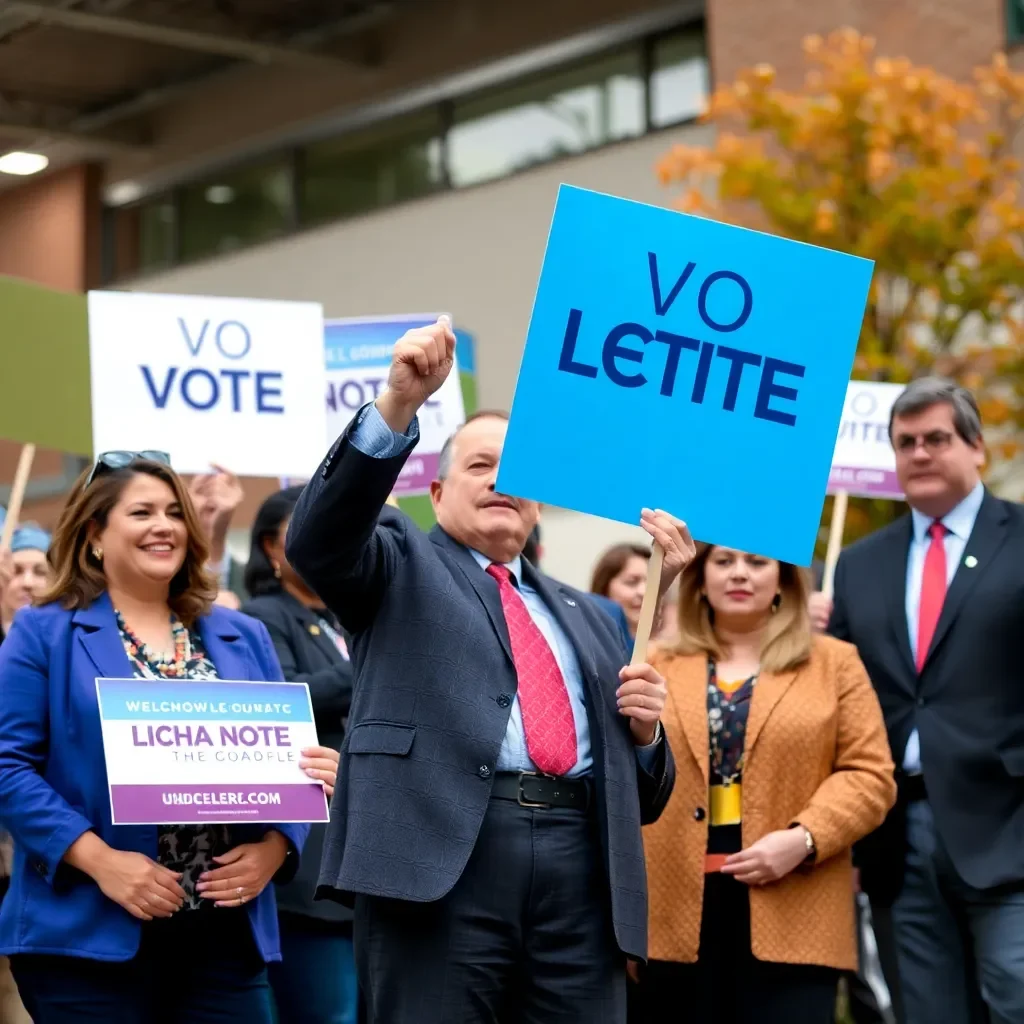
[630,544,896,1024]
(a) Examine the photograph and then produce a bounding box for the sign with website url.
[96,679,330,825]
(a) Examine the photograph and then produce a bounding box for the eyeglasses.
[893,430,955,456]
[85,450,172,487]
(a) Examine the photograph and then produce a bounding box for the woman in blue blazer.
[0,452,311,1023]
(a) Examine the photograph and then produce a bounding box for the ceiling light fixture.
[0,151,49,176]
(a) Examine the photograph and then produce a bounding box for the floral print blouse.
[707,658,757,788]
[117,612,231,911]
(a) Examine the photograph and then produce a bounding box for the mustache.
[479,494,520,510]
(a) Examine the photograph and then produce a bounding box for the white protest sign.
[88,291,327,478]
[324,314,466,495]
[828,380,905,500]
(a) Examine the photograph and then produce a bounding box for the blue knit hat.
[10,524,50,554]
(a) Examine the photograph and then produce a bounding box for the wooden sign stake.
[821,489,849,601]
[630,540,665,665]
[0,443,37,551]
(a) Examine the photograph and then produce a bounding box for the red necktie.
[485,563,578,777]
[916,521,948,671]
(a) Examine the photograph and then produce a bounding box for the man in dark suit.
[826,377,1024,1024]
[287,317,691,1024]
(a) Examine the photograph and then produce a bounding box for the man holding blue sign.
[287,317,696,1024]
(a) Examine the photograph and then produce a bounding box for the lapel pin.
[964,555,978,569]
[309,624,321,635]
[565,598,577,607]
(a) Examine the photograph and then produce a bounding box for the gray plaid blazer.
[286,422,675,959]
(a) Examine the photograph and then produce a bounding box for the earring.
[272,562,282,579]
[771,593,782,613]
[92,547,103,562]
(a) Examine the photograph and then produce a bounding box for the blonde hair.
[672,543,813,673]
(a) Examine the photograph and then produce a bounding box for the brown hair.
[672,543,812,673]
[40,461,218,626]
[590,543,651,598]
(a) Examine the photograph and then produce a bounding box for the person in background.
[0,506,8,620]
[632,544,895,1023]
[653,581,680,648]
[189,463,247,605]
[524,524,634,656]
[591,543,663,641]
[825,377,1024,1024]
[241,487,357,1024]
[0,451,310,1022]
[0,524,51,645]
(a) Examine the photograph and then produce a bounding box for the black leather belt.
[901,773,927,802]
[491,772,591,811]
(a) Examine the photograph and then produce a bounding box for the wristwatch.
[802,826,817,863]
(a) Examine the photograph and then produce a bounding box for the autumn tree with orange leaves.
[658,29,1024,540]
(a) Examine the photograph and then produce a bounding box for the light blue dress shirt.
[347,403,660,778]
[467,548,594,778]
[902,480,984,773]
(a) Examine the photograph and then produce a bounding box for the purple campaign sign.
[828,465,903,499]
[110,782,329,825]
[97,678,329,826]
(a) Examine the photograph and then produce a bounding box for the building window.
[104,21,709,280]
[139,198,176,269]
[649,30,708,128]
[179,158,294,262]
[301,112,445,225]
[1009,0,1024,44]
[447,49,645,188]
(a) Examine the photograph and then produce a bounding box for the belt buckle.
[516,771,552,809]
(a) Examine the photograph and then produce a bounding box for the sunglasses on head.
[85,450,172,488]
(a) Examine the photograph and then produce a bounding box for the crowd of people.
[0,315,1018,1024]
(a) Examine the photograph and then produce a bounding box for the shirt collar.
[468,547,523,585]
[910,480,985,543]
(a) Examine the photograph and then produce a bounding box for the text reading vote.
[140,367,284,414]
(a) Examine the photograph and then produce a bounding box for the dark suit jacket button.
[694,807,706,821]
[478,765,492,779]
[917,698,925,707]
[497,694,511,709]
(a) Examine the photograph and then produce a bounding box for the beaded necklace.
[115,611,192,678]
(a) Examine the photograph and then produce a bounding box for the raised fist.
[376,316,456,431]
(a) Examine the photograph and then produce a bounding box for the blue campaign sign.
[496,185,874,566]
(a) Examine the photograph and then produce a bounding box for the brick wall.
[707,0,1004,89]
[0,164,100,526]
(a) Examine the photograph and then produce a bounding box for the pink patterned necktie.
[485,563,578,777]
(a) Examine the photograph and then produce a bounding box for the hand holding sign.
[640,508,696,594]
[376,316,456,432]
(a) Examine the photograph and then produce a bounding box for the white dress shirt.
[902,480,984,773]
